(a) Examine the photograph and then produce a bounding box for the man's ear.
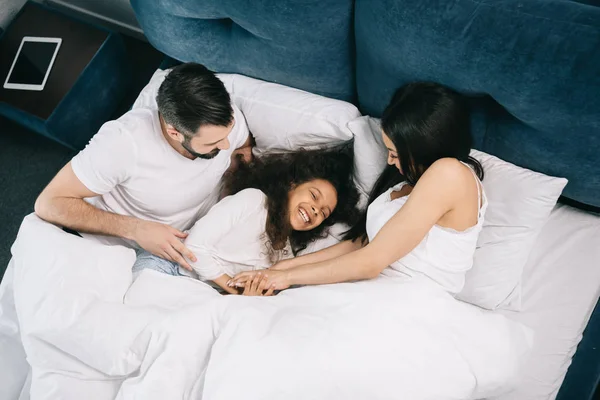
[165,124,184,143]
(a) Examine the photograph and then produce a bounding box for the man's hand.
[228,132,255,171]
[233,145,253,164]
[132,220,196,271]
[237,132,255,163]
[228,145,254,174]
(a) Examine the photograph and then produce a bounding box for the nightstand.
[0,2,132,150]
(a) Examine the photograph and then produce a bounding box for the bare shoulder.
[420,158,474,188]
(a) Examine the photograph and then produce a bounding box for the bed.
[127,1,600,398]
[0,0,598,399]
[495,204,600,399]
[1,193,598,399]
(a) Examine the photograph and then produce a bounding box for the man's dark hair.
[156,63,233,136]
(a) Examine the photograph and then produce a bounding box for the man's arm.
[35,162,136,238]
[35,162,196,270]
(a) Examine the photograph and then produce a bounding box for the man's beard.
[182,136,220,160]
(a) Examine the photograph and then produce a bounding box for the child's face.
[287,179,338,231]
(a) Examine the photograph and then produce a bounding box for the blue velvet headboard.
[130,0,600,207]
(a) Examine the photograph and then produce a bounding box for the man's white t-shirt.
[71,104,249,247]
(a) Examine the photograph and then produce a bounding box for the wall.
[1,0,141,35]
[45,0,142,36]
[0,0,28,29]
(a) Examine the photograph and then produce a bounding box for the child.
[133,147,360,294]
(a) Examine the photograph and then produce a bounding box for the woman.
[230,82,487,295]
[133,147,360,295]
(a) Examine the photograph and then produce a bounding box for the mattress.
[492,203,600,400]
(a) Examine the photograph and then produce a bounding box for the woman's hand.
[241,272,276,296]
[229,270,291,292]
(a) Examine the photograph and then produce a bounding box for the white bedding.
[1,205,598,399]
[123,273,532,400]
[493,204,600,400]
[1,204,598,399]
[3,214,532,400]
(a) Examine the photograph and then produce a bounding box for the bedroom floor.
[0,118,74,280]
[0,35,163,281]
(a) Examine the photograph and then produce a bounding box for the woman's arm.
[272,239,364,270]
[231,159,464,289]
[287,159,464,285]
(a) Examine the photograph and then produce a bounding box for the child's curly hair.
[223,143,361,255]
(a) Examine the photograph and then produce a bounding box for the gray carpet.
[0,118,75,279]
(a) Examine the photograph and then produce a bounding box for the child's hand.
[230,270,291,292]
[242,272,276,296]
[212,274,239,295]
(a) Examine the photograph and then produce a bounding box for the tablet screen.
[7,41,60,85]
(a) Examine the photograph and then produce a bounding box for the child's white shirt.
[180,188,292,280]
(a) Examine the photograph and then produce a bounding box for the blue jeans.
[132,249,183,277]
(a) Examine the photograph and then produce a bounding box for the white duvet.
[6,214,532,400]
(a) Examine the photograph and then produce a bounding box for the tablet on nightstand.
[3,36,62,91]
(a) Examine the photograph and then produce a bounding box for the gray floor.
[0,117,75,279]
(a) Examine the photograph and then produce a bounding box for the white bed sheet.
[492,203,600,400]
[1,204,599,399]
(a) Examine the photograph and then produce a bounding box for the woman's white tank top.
[365,164,487,294]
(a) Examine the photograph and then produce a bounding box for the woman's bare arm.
[272,239,364,270]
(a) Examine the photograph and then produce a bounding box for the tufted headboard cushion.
[354,0,600,206]
[131,0,600,207]
[130,0,355,102]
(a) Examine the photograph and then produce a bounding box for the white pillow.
[347,116,568,311]
[221,74,359,153]
[132,69,359,153]
[461,150,568,310]
[348,116,388,205]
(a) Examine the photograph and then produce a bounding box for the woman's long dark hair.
[345,82,483,243]
[223,143,361,255]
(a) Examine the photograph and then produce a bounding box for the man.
[35,63,252,270]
